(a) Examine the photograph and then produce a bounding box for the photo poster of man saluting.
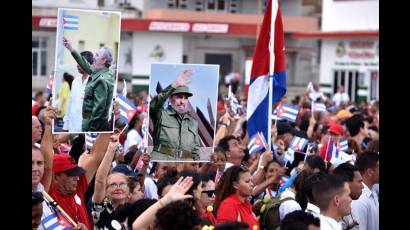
[148,63,220,162]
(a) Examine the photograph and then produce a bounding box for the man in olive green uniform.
[150,69,200,161]
[63,37,114,132]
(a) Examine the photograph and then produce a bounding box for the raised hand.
[62,37,73,51]
[163,176,193,204]
[260,150,273,167]
[171,69,193,88]
[44,100,58,126]
[107,134,120,152]
[72,223,87,230]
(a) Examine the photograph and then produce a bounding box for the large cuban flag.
[247,0,286,148]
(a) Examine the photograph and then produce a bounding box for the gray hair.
[101,46,113,67]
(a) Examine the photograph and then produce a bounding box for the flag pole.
[42,191,78,227]
[118,124,128,136]
[268,0,278,151]
[324,137,331,167]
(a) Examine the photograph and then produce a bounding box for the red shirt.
[49,174,92,230]
[32,104,40,116]
[217,194,260,230]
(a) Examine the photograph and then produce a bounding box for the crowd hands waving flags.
[32,3,378,230]
[32,71,379,230]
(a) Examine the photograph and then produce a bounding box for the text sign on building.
[334,40,378,69]
[192,23,229,33]
[39,18,58,28]
[149,21,229,34]
[148,21,190,32]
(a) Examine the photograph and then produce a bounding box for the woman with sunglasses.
[214,165,259,230]
[92,134,131,230]
[199,174,217,226]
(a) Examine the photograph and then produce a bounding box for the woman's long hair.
[213,165,249,213]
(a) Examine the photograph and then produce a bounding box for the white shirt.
[306,202,321,219]
[35,183,54,230]
[332,92,350,107]
[63,75,89,132]
[144,177,158,199]
[351,183,379,230]
[124,129,143,153]
[372,183,379,199]
[319,214,343,230]
[309,90,327,102]
[279,188,302,221]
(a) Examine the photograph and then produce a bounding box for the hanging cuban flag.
[247,0,287,150]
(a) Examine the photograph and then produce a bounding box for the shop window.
[32,37,48,77]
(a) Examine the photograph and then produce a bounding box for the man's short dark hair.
[345,114,365,136]
[214,221,249,230]
[305,155,326,173]
[156,169,179,197]
[218,135,237,152]
[281,210,320,230]
[312,174,346,211]
[32,192,44,206]
[35,91,43,99]
[124,145,140,165]
[333,163,359,182]
[80,51,94,64]
[355,151,379,173]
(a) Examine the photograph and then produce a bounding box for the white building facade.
[33,0,321,98]
[320,0,378,102]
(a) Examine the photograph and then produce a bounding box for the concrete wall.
[322,0,379,31]
[32,0,98,8]
[32,30,56,92]
[131,32,183,76]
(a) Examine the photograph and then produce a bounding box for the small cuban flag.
[337,139,348,151]
[311,101,327,113]
[85,133,99,151]
[117,94,137,124]
[228,85,242,118]
[289,136,308,152]
[279,175,290,186]
[136,103,148,114]
[63,14,79,30]
[276,103,299,123]
[46,72,55,95]
[330,150,353,166]
[42,211,72,230]
[284,148,295,164]
[278,171,300,193]
[271,106,283,121]
[247,131,268,155]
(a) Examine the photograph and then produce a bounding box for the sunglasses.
[202,190,215,198]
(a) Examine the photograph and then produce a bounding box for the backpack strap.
[280,196,295,204]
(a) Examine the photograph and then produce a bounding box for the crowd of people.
[32,80,379,230]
